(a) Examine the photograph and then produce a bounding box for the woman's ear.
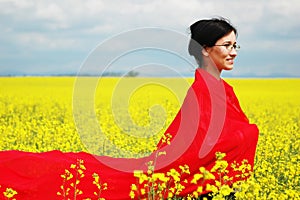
[201,48,209,57]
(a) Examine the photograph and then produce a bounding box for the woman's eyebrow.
[222,40,236,44]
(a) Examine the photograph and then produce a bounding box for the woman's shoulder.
[221,79,233,89]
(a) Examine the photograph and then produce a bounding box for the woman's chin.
[224,65,234,71]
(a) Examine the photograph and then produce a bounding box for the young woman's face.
[206,30,238,72]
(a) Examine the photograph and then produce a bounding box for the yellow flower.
[167,168,180,182]
[157,151,166,157]
[129,191,135,199]
[161,133,172,145]
[206,184,218,193]
[138,174,148,184]
[70,164,76,169]
[174,183,185,194]
[179,164,190,174]
[211,160,228,173]
[197,186,203,193]
[3,188,18,199]
[152,173,169,182]
[191,173,203,184]
[140,188,146,195]
[2,77,299,199]
[193,191,199,198]
[133,170,143,178]
[219,185,233,196]
[203,170,215,180]
[131,184,137,191]
[215,152,226,160]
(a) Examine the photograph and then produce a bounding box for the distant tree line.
[125,71,139,77]
[0,70,140,77]
[102,70,139,77]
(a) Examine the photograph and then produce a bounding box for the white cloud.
[0,0,300,76]
[16,32,77,49]
[0,0,35,13]
[34,2,66,21]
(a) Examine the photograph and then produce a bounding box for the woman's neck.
[202,65,222,80]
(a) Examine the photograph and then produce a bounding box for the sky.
[0,0,300,77]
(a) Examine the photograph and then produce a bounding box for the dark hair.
[188,17,237,67]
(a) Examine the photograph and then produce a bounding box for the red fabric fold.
[0,69,259,199]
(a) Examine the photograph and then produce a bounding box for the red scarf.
[0,69,259,199]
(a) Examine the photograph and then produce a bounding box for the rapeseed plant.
[0,77,299,199]
[130,151,258,199]
[57,159,86,199]
[57,159,108,200]
[92,173,108,200]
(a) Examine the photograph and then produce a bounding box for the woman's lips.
[226,58,234,64]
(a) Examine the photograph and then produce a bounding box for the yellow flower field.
[0,77,299,199]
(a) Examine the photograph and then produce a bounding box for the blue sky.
[0,0,300,77]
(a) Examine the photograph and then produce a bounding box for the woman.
[0,17,259,199]
[155,17,259,198]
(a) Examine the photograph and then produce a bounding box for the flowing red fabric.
[0,69,259,199]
